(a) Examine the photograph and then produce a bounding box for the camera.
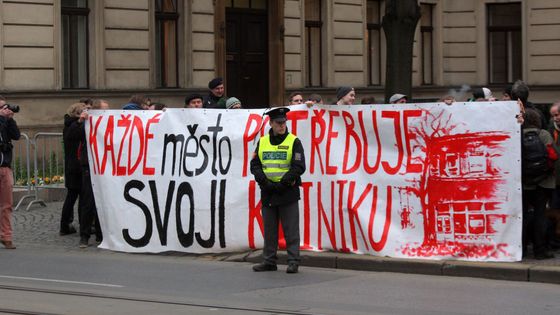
[2,103,20,113]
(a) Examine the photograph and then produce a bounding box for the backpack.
[522,130,551,184]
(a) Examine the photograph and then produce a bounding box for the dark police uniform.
[250,107,306,273]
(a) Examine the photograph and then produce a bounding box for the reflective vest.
[258,133,296,182]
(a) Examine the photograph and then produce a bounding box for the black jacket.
[76,120,90,168]
[203,93,226,109]
[0,116,21,167]
[250,129,306,207]
[66,118,90,169]
[63,115,82,189]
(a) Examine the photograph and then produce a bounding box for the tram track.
[0,284,320,315]
[0,308,61,315]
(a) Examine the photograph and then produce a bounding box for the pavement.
[7,199,560,285]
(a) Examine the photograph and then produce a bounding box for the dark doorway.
[226,8,269,108]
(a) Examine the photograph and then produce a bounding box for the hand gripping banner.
[86,102,522,261]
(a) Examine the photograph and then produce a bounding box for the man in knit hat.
[226,97,242,109]
[203,77,227,109]
[185,93,203,108]
[389,93,407,104]
[471,87,495,102]
[336,86,355,105]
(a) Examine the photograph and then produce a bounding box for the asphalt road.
[0,248,559,315]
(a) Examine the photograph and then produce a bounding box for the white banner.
[87,102,522,261]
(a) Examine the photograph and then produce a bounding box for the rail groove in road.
[0,308,61,315]
[0,284,318,315]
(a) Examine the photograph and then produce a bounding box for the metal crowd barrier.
[12,133,32,210]
[12,132,65,211]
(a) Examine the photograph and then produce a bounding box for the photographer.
[0,96,21,249]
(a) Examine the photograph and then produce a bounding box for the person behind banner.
[152,102,166,110]
[521,108,556,260]
[226,97,242,109]
[512,80,547,128]
[60,102,87,236]
[389,93,408,104]
[336,86,355,105]
[0,95,20,249]
[440,95,455,106]
[547,101,560,248]
[288,92,304,105]
[203,77,227,109]
[469,87,495,102]
[250,107,306,273]
[361,96,376,105]
[185,94,203,108]
[79,97,93,108]
[76,99,110,248]
[307,93,323,106]
[502,85,513,101]
[122,94,149,110]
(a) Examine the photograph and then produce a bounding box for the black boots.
[252,262,299,273]
[252,263,278,272]
[286,263,299,274]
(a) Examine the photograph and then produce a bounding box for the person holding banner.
[336,86,355,105]
[288,92,304,105]
[60,102,87,236]
[76,100,109,248]
[250,107,306,274]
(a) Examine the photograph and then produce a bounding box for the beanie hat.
[336,86,354,100]
[389,93,407,103]
[185,93,203,105]
[482,87,493,100]
[226,97,241,109]
[472,87,493,100]
[472,88,485,100]
[208,77,223,89]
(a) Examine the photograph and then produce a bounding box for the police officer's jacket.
[250,128,305,207]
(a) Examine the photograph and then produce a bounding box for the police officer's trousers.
[262,201,300,265]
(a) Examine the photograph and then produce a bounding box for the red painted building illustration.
[401,108,515,258]
[425,132,510,246]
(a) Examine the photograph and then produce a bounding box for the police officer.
[250,107,306,273]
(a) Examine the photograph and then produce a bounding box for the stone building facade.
[0,0,559,129]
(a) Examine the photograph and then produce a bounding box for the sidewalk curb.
[335,254,443,275]
[442,261,528,282]
[241,250,560,285]
[529,265,560,284]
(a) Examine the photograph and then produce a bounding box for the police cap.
[266,107,290,123]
